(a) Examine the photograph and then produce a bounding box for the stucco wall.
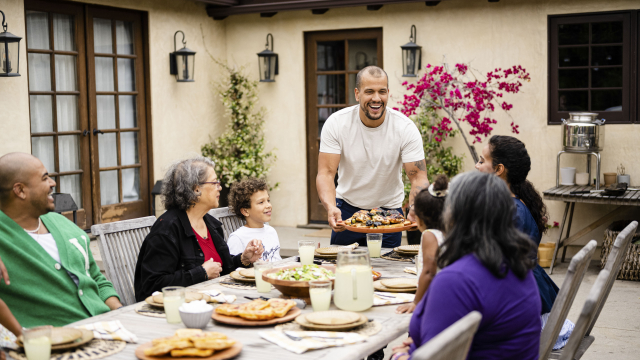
[222,0,640,249]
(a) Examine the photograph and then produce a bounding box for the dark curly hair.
[414,175,448,231]
[489,135,548,236]
[228,178,269,220]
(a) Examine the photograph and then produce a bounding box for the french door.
[26,0,150,227]
[304,28,383,223]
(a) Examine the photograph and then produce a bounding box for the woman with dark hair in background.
[476,135,559,314]
[391,172,541,360]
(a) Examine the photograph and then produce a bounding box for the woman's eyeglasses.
[201,181,222,188]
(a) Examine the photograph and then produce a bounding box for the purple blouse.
[409,254,541,360]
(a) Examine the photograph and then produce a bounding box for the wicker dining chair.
[411,311,482,360]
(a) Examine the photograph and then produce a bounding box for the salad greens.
[268,265,335,281]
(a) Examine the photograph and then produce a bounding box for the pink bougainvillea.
[394,63,530,162]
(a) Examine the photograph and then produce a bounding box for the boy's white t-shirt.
[227,224,282,262]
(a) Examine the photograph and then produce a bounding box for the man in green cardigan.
[0,152,122,327]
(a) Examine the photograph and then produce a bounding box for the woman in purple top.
[391,172,541,360]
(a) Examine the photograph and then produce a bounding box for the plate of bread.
[212,299,300,326]
[146,292,212,308]
[344,208,417,233]
[135,329,241,360]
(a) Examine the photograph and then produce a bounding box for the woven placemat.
[275,320,382,337]
[135,303,166,318]
[381,250,415,262]
[218,275,273,290]
[9,339,126,360]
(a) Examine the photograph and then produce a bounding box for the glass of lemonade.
[23,326,52,360]
[298,240,316,265]
[415,254,423,278]
[254,260,273,293]
[163,286,185,324]
[309,280,332,312]
[366,234,383,258]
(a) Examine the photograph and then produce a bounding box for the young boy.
[227,178,281,262]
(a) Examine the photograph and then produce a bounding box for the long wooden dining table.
[64,251,414,360]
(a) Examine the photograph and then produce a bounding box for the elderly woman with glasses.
[134,157,264,301]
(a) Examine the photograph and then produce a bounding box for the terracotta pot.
[604,172,617,186]
[538,243,555,268]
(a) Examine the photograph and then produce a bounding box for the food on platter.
[143,330,235,357]
[267,264,335,281]
[345,208,412,228]
[215,299,297,321]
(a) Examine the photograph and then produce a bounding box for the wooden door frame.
[304,28,383,223]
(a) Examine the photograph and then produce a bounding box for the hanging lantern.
[257,33,278,82]
[169,30,196,82]
[0,10,22,77]
[401,25,421,77]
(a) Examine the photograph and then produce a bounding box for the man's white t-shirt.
[319,105,425,209]
[227,225,282,262]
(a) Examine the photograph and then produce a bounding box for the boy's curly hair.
[228,177,269,220]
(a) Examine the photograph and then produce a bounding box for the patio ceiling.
[198,0,447,20]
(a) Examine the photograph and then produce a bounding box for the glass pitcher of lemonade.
[334,249,373,311]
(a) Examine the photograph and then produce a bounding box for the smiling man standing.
[317,66,429,248]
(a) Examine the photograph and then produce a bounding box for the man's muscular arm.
[317,153,346,232]
[403,159,430,222]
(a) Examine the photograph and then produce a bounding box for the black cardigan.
[134,208,245,301]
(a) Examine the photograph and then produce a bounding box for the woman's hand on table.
[202,258,223,279]
[242,239,264,264]
[396,302,416,314]
[391,337,413,359]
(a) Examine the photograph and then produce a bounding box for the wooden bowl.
[261,264,336,299]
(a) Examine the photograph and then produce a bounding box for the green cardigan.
[0,211,119,327]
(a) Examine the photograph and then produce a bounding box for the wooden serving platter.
[135,342,242,360]
[211,306,301,326]
[345,223,417,233]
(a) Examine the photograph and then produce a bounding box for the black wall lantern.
[401,25,421,77]
[257,33,278,82]
[169,30,195,82]
[0,10,21,77]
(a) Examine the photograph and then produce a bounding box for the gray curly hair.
[162,156,216,211]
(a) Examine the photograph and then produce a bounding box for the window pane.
[117,58,135,91]
[100,170,119,205]
[559,47,588,67]
[32,136,55,173]
[116,21,134,55]
[95,57,114,91]
[122,168,140,202]
[592,21,623,44]
[53,13,75,51]
[55,55,77,91]
[57,96,79,131]
[558,23,588,45]
[120,132,139,166]
[59,174,82,208]
[348,73,358,105]
[93,18,113,53]
[28,53,51,91]
[591,67,622,88]
[58,135,80,172]
[317,75,345,105]
[317,41,345,71]
[559,91,588,111]
[119,95,137,128]
[592,90,622,111]
[318,108,341,137]
[29,95,53,133]
[98,132,118,168]
[558,69,588,89]
[96,95,116,129]
[592,46,622,66]
[26,11,50,50]
[348,39,377,71]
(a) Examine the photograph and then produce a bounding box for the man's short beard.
[361,103,386,121]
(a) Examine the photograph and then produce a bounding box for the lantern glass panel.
[403,48,419,76]
[1,42,20,75]
[176,53,194,81]
[259,55,276,81]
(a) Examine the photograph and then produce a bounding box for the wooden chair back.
[411,311,482,360]
[539,240,597,359]
[91,216,156,306]
[586,221,637,336]
[208,207,246,242]
[558,269,610,360]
